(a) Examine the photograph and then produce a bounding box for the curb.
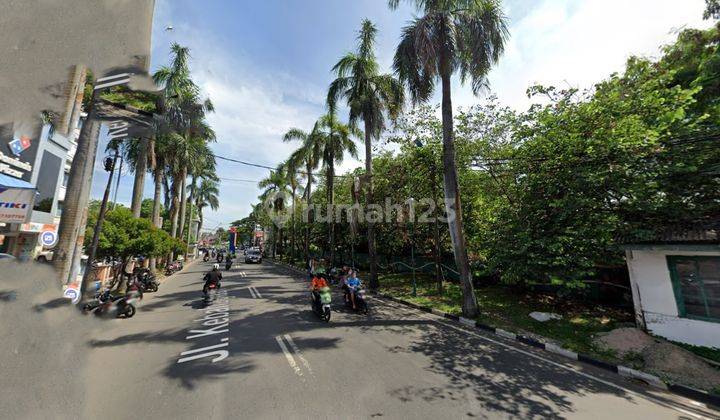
[268,260,720,409]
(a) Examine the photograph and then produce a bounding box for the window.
[667,256,720,322]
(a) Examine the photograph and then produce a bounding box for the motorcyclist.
[310,273,329,307]
[203,264,223,296]
[345,270,361,310]
[225,253,233,269]
[216,251,224,263]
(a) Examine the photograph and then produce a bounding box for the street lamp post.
[81,148,119,298]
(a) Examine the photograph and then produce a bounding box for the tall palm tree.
[278,159,303,262]
[389,0,509,317]
[284,126,323,265]
[328,18,404,290]
[314,113,361,266]
[195,178,220,241]
[258,165,291,259]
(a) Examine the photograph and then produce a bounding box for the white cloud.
[453,0,712,111]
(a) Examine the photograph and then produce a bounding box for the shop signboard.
[0,187,35,223]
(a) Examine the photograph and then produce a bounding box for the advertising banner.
[0,187,35,223]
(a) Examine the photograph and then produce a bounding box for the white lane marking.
[276,335,303,379]
[247,287,257,299]
[376,298,714,420]
[284,334,313,376]
[251,286,262,298]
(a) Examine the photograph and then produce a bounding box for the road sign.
[63,284,80,304]
[40,230,57,247]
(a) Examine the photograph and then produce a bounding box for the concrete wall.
[626,248,720,348]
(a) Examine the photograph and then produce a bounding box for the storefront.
[0,173,37,258]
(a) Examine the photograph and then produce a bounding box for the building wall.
[626,248,720,348]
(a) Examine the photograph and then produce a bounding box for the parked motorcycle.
[311,286,332,322]
[82,289,137,318]
[165,260,183,276]
[137,269,159,292]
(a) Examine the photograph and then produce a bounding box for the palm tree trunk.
[130,137,148,217]
[364,120,379,290]
[291,185,296,263]
[197,209,204,243]
[162,173,171,211]
[440,71,478,318]
[53,88,100,285]
[178,167,188,238]
[150,162,163,271]
[327,155,336,267]
[304,161,313,266]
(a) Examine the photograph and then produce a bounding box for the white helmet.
[213,263,219,270]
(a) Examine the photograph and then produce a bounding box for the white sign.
[63,284,81,304]
[0,187,35,223]
[0,151,32,178]
[40,230,57,247]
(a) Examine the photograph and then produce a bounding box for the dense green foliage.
[85,205,182,260]
[263,23,720,291]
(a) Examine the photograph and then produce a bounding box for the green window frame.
[667,256,720,323]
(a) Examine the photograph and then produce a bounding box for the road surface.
[4,260,719,419]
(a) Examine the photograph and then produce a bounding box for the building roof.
[624,222,720,250]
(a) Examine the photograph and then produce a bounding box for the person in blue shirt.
[345,270,361,310]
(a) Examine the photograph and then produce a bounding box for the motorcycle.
[165,260,183,276]
[311,286,332,322]
[344,286,369,315]
[82,289,137,318]
[203,254,210,262]
[202,282,220,306]
[225,258,232,270]
[137,269,159,292]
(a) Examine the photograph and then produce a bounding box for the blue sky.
[92,0,710,231]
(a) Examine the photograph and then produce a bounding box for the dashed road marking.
[247,286,262,298]
[276,335,304,380]
[283,334,313,376]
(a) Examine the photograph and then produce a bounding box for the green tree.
[284,125,324,264]
[315,113,361,266]
[389,0,509,317]
[328,18,404,290]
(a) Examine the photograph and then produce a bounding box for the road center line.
[284,334,313,376]
[276,335,303,378]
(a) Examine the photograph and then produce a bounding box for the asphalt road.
[5,260,719,419]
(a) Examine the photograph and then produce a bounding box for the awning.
[0,173,36,189]
[0,174,36,223]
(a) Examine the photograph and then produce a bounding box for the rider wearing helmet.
[203,263,223,296]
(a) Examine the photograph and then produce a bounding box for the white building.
[625,229,720,348]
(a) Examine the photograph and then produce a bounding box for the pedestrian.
[308,257,316,281]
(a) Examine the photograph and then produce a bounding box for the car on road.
[36,249,53,262]
[244,249,262,264]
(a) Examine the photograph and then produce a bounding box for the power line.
[219,177,260,183]
[212,153,357,179]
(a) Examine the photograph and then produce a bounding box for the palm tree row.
[258,1,508,318]
[120,43,220,267]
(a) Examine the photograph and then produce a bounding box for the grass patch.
[379,272,632,357]
[671,341,720,365]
